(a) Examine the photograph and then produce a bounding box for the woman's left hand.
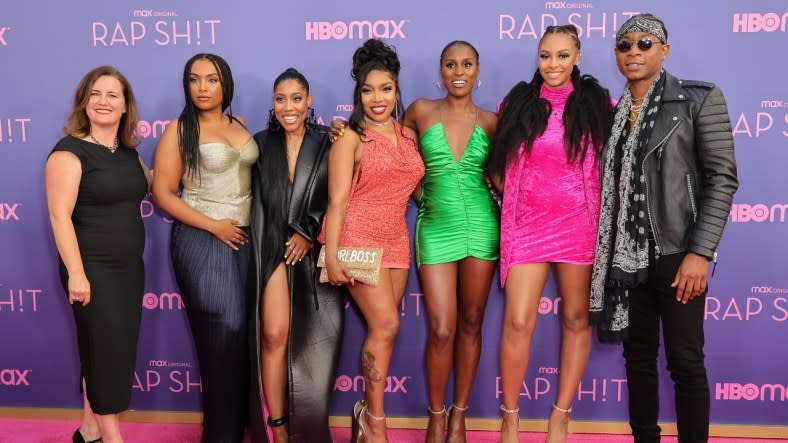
[284,233,312,265]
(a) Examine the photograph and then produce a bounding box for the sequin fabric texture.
[320,121,425,268]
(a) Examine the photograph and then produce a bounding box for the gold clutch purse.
[317,246,383,287]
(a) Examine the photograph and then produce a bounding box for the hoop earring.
[435,80,444,91]
[475,79,482,90]
[307,107,316,125]
[393,100,400,120]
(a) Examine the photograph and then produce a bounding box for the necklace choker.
[364,117,392,127]
[89,134,119,153]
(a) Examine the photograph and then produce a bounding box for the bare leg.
[81,378,123,443]
[261,263,290,443]
[420,262,458,443]
[546,264,592,443]
[94,412,122,443]
[448,257,495,443]
[350,268,409,443]
[77,380,101,441]
[499,264,551,443]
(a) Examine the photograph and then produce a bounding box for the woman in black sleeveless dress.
[46,66,149,443]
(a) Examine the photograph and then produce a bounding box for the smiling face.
[537,33,580,88]
[188,58,223,112]
[440,43,480,97]
[85,75,126,130]
[360,69,397,123]
[615,31,669,86]
[273,78,312,134]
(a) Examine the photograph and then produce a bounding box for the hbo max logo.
[715,383,786,401]
[729,204,788,223]
[305,19,407,41]
[0,369,30,386]
[334,374,410,393]
[733,13,788,33]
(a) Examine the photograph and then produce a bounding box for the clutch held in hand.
[317,245,383,286]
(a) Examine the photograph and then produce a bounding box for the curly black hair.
[347,39,405,138]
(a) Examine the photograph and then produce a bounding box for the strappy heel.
[426,404,447,441]
[447,403,469,443]
[350,400,366,443]
[267,413,288,443]
[500,404,520,443]
[546,402,572,443]
[427,404,447,416]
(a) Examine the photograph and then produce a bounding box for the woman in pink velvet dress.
[488,25,614,443]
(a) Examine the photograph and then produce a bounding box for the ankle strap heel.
[427,404,446,416]
[267,413,288,427]
[552,402,572,414]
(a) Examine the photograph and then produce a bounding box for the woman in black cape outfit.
[248,68,345,443]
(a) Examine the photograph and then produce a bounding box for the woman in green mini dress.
[405,40,499,443]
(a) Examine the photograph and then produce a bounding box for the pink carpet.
[0,418,782,442]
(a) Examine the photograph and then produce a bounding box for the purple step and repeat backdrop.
[1,0,786,428]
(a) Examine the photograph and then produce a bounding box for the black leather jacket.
[606,71,738,260]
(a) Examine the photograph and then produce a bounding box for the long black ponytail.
[489,25,614,180]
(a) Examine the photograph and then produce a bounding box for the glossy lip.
[369,105,387,115]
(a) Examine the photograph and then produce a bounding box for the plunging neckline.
[424,122,482,164]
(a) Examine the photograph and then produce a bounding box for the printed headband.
[616,15,667,43]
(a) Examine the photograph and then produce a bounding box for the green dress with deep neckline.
[415,123,499,266]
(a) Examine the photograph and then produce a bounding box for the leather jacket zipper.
[686,173,698,222]
[641,120,682,256]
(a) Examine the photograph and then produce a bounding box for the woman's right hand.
[68,273,91,306]
[328,118,347,143]
[210,219,247,250]
[326,260,355,287]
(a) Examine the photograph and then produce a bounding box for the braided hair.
[177,53,238,178]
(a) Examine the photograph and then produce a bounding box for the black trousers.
[624,246,710,443]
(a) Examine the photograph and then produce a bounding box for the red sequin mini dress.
[320,121,425,268]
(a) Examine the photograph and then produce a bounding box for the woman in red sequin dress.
[319,38,424,442]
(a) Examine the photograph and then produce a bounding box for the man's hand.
[671,252,710,304]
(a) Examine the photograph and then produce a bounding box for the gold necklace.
[89,134,119,153]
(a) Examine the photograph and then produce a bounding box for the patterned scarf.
[590,71,665,343]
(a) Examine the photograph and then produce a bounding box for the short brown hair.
[63,66,140,148]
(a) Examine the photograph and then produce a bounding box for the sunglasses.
[616,38,662,53]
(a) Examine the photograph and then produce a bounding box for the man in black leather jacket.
[590,13,738,443]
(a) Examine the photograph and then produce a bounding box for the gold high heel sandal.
[350,400,366,443]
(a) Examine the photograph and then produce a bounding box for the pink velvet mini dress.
[499,83,601,286]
